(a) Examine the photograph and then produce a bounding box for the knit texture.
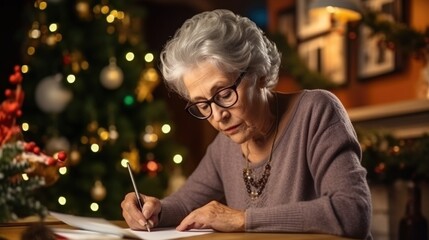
[159,89,372,239]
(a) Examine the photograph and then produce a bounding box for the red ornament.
[46,157,57,166]
[56,151,67,162]
[33,146,41,154]
[24,141,36,152]
[4,89,12,97]
[63,54,72,65]
[1,65,25,145]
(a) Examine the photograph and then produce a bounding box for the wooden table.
[0,217,357,240]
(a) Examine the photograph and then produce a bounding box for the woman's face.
[183,61,268,144]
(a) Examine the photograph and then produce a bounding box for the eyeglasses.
[185,71,246,120]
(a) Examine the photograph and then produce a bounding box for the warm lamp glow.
[310,0,364,22]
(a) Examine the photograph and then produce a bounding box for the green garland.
[358,131,429,184]
[0,142,48,222]
[362,10,429,59]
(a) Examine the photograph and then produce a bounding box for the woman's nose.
[210,103,225,122]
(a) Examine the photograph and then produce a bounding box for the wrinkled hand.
[176,200,245,232]
[121,192,161,230]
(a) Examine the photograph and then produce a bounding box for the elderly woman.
[121,9,372,239]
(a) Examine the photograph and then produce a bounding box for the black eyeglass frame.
[185,71,246,120]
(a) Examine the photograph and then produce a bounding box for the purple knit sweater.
[159,89,372,239]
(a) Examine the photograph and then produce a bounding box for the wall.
[267,0,429,109]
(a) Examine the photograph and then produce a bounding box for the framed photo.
[298,32,348,85]
[358,0,407,80]
[296,0,331,40]
[277,7,296,47]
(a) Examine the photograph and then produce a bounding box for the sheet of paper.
[52,228,122,239]
[49,211,213,240]
[49,211,139,239]
[127,228,213,240]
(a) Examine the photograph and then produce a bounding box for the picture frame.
[358,0,407,80]
[277,7,296,47]
[298,32,348,86]
[296,0,331,40]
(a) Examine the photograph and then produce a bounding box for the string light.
[21,65,29,73]
[123,95,135,106]
[30,28,41,39]
[109,125,119,140]
[49,23,58,32]
[38,1,47,11]
[58,196,66,205]
[173,154,183,164]
[22,173,29,181]
[90,143,100,152]
[144,53,154,63]
[59,167,67,175]
[100,5,109,15]
[161,124,171,134]
[106,14,115,23]
[66,74,76,83]
[147,160,158,172]
[120,159,129,168]
[27,47,36,56]
[125,52,135,61]
[90,202,99,211]
[21,122,29,132]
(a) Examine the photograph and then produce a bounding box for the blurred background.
[1,0,429,239]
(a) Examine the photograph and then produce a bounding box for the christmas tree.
[16,0,185,219]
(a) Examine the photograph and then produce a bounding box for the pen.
[126,162,151,232]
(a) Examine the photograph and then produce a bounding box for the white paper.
[49,211,213,240]
[127,228,213,240]
[52,228,122,239]
[49,211,139,239]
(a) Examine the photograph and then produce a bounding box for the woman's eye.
[196,103,209,111]
[217,89,233,99]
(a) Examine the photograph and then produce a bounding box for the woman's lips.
[223,123,241,134]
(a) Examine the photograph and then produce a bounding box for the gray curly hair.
[160,9,281,99]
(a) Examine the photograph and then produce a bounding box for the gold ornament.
[91,180,107,201]
[136,67,159,102]
[100,57,124,89]
[69,149,81,165]
[76,0,92,20]
[122,147,140,173]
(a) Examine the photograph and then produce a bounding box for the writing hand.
[176,200,245,232]
[121,192,161,230]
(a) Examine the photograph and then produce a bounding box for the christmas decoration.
[136,67,160,102]
[18,0,185,219]
[90,179,106,201]
[272,9,429,90]
[358,130,429,184]
[362,10,429,62]
[100,57,124,89]
[35,74,72,113]
[0,66,67,222]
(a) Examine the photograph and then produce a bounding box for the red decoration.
[1,65,68,185]
[56,151,67,161]
[63,54,72,65]
[0,65,24,145]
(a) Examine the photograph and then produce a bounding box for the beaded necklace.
[242,93,279,200]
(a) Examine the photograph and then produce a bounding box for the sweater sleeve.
[245,90,372,239]
[158,134,225,227]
